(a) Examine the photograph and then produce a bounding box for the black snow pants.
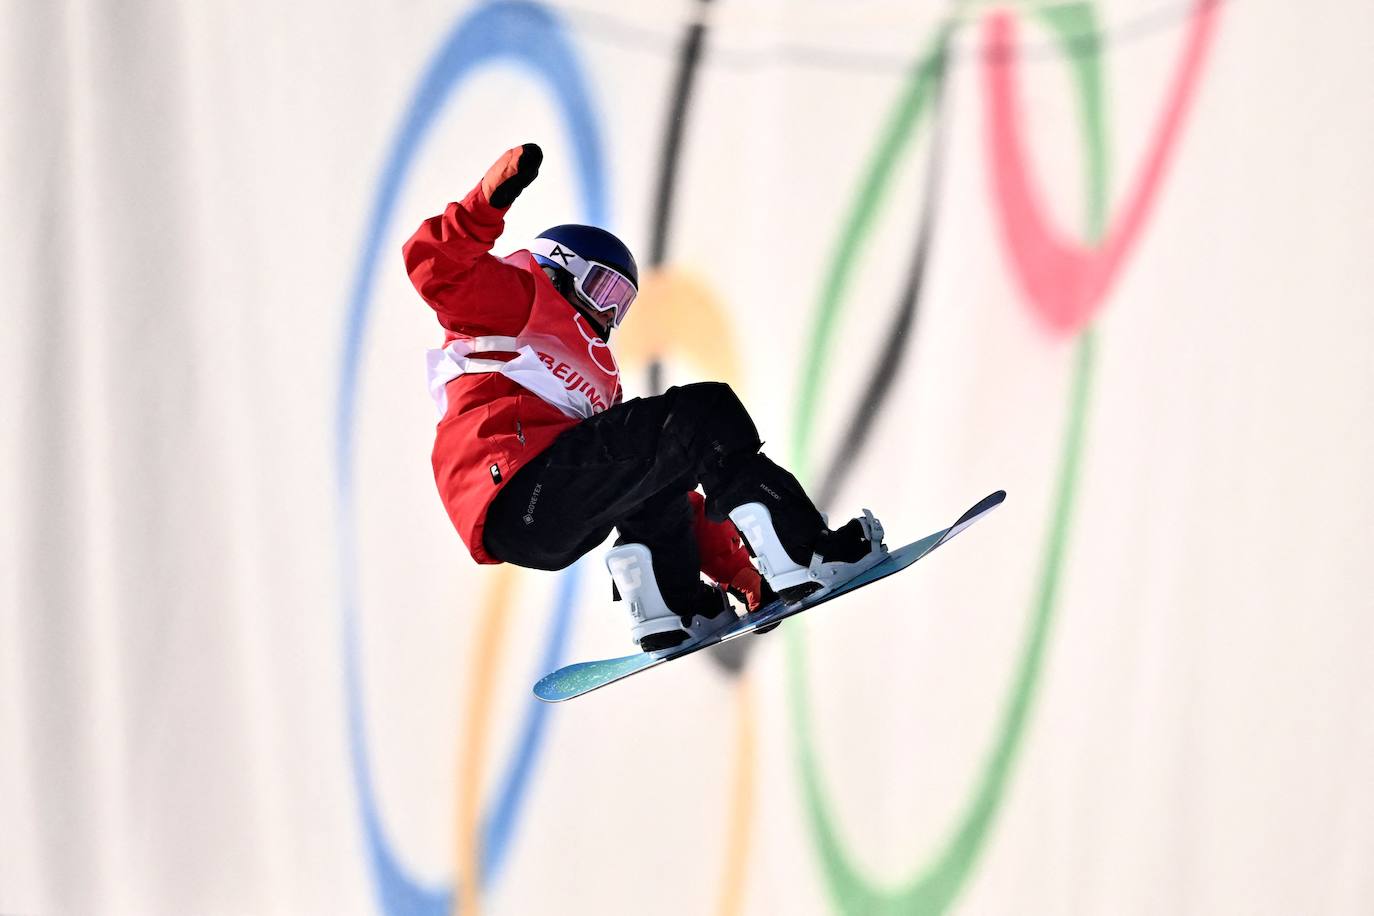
[482,382,824,602]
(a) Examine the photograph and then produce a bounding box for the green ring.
[786,5,1108,913]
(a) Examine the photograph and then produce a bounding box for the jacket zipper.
[516,420,525,446]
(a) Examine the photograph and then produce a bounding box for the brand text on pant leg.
[523,483,543,524]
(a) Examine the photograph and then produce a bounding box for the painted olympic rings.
[787,3,1219,912]
[336,3,606,913]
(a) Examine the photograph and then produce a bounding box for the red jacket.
[403,180,752,588]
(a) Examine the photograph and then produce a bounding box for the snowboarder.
[404,143,886,653]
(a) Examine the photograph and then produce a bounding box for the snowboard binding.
[728,503,889,604]
[606,544,737,657]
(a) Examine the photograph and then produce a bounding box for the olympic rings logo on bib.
[571,310,620,377]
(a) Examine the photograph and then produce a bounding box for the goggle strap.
[530,237,591,280]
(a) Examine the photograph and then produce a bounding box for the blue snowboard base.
[533,490,1006,702]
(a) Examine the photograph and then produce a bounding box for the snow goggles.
[531,238,638,328]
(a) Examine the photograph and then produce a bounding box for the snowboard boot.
[728,504,888,604]
[606,544,738,657]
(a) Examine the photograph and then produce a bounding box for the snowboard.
[533,490,1005,702]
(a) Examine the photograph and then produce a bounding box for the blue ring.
[335,2,607,913]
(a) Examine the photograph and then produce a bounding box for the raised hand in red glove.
[481,142,543,209]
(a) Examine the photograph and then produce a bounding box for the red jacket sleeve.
[402,183,535,337]
[688,491,754,586]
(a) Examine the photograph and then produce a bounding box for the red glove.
[726,567,766,611]
[481,143,543,209]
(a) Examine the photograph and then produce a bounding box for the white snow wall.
[3,1,1373,914]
